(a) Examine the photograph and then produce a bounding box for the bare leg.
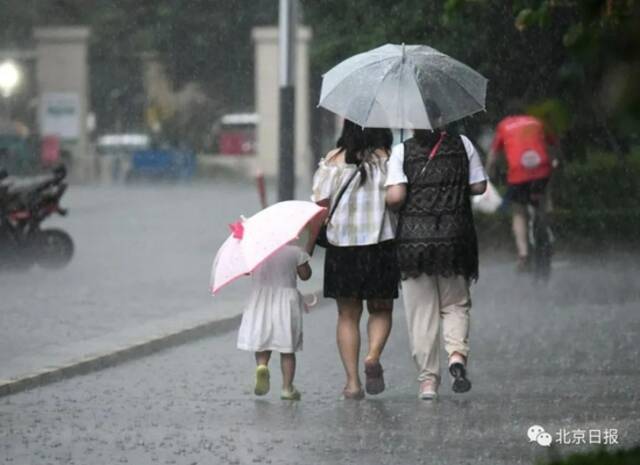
[511,203,529,259]
[255,351,272,367]
[280,353,296,391]
[336,298,364,392]
[364,300,393,363]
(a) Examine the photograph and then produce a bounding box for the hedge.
[552,151,640,212]
[474,209,640,251]
[477,150,640,250]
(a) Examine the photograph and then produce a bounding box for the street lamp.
[0,60,21,98]
[0,60,21,120]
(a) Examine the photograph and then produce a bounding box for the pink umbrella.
[210,200,327,294]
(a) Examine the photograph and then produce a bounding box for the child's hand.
[297,262,312,281]
[302,292,318,312]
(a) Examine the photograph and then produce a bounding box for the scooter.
[0,165,74,270]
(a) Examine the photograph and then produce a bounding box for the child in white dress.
[236,244,312,400]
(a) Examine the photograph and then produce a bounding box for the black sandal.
[364,360,385,395]
[449,362,472,393]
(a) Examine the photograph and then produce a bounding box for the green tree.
[302,0,639,157]
[511,0,640,136]
[0,1,278,136]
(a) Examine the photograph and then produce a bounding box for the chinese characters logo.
[527,425,618,447]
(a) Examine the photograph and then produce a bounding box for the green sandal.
[280,386,301,401]
[254,365,270,396]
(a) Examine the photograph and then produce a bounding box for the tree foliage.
[1,1,637,153]
[302,0,639,156]
[0,1,277,135]
[510,0,640,134]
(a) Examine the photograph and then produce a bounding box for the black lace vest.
[396,134,479,281]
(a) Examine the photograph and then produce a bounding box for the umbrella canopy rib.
[362,59,404,128]
[419,61,487,110]
[319,57,394,110]
[320,51,394,94]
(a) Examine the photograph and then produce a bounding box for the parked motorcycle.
[0,165,74,270]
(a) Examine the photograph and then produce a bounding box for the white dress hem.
[236,342,302,354]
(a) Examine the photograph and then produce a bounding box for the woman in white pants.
[386,127,487,400]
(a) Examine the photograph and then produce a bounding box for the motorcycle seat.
[4,174,58,196]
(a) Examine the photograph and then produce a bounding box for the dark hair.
[336,119,392,185]
[413,129,440,147]
[413,99,458,147]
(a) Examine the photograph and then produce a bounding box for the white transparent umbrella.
[319,43,488,129]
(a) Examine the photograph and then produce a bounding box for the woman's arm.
[311,149,343,206]
[470,180,487,196]
[384,143,408,210]
[386,184,407,210]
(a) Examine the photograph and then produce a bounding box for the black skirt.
[324,240,399,300]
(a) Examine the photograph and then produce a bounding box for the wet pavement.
[1,250,639,464]
[0,181,325,382]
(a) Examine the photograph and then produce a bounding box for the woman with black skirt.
[311,119,399,400]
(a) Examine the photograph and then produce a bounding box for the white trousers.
[402,274,471,382]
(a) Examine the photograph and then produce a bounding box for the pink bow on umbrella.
[229,220,244,239]
[210,200,327,294]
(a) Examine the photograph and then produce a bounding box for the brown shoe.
[364,359,385,395]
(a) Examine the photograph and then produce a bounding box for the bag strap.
[429,132,446,159]
[326,164,360,223]
[418,132,446,177]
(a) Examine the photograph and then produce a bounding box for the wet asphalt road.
[0,182,265,380]
[1,252,639,464]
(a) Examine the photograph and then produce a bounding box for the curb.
[0,314,241,398]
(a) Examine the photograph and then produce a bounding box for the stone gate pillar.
[34,27,91,181]
[252,26,312,187]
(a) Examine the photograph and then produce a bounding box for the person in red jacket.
[486,113,557,270]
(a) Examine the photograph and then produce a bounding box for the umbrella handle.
[303,292,318,312]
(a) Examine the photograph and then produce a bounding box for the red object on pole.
[41,135,61,166]
[255,170,267,208]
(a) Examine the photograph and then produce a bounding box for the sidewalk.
[0,181,323,394]
[2,251,639,464]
